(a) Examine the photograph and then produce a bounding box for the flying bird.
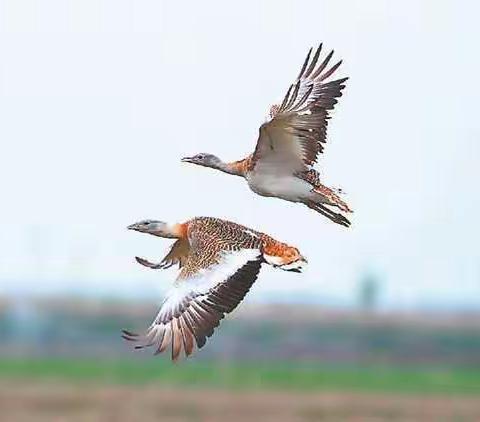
[182,44,351,227]
[123,217,306,360]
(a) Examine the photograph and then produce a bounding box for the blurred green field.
[1,358,479,395]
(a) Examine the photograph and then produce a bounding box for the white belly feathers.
[246,171,312,203]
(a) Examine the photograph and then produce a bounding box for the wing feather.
[311,49,334,79]
[253,44,347,171]
[122,249,262,360]
[304,44,321,78]
[171,318,183,361]
[297,47,312,79]
[156,324,171,354]
[179,316,195,356]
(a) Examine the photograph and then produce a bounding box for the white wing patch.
[158,248,260,320]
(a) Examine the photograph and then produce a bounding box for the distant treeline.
[1,298,480,367]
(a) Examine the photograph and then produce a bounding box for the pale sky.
[0,0,479,310]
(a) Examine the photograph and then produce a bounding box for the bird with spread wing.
[182,44,352,227]
[123,217,306,360]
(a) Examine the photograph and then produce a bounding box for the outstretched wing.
[253,44,347,172]
[122,248,262,360]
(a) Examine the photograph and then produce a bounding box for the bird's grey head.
[181,153,222,169]
[127,219,168,237]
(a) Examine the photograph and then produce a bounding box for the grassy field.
[1,358,479,394]
[1,359,480,421]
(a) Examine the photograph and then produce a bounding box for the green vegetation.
[0,358,479,394]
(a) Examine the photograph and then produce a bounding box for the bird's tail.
[312,183,352,213]
[260,237,307,272]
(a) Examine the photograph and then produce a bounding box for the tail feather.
[312,184,352,213]
[295,169,352,213]
[261,238,307,272]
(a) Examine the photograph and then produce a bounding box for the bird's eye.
[197,154,205,160]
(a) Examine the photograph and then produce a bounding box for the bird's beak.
[127,223,138,231]
[181,156,194,163]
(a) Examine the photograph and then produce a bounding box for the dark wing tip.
[121,329,138,337]
[135,256,155,267]
[121,329,139,341]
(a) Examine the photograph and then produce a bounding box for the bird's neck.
[152,223,188,239]
[214,156,252,177]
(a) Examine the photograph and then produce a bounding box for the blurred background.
[1,0,479,420]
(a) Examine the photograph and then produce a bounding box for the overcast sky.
[0,0,479,310]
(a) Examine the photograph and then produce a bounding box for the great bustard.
[182,44,351,227]
[123,217,306,360]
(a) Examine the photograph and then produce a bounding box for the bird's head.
[181,153,222,169]
[127,219,177,238]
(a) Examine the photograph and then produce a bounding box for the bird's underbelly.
[246,172,311,202]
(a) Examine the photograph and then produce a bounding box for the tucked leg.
[306,202,351,227]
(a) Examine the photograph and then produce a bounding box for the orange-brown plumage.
[260,235,304,266]
[225,154,254,177]
[172,222,189,239]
